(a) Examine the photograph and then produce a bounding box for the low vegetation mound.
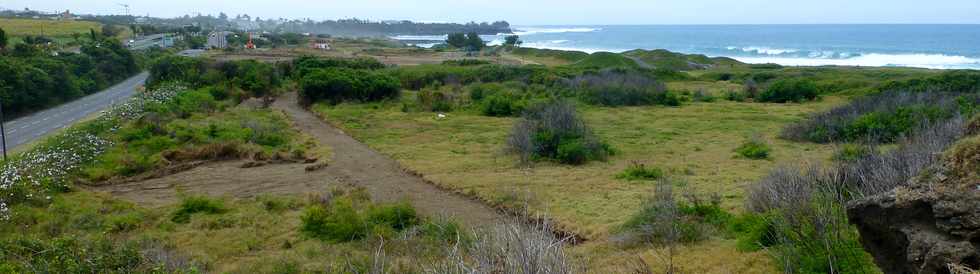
[783,91,979,143]
[572,52,640,69]
[507,100,612,165]
[292,55,385,78]
[623,49,745,71]
[510,47,590,63]
[877,70,980,93]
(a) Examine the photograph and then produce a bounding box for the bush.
[301,198,367,242]
[735,137,771,160]
[417,89,458,112]
[878,70,980,93]
[565,69,679,106]
[301,197,423,243]
[832,144,873,162]
[507,100,612,165]
[617,182,730,247]
[758,78,820,103]
[615,162,665,181]
[366,202,419,230]
[172,196,227,223]
[725,90,748,102]
[783,91,978,143]
[480,94,527,117]
[299,68,401,104]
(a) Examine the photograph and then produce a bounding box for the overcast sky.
[5,0,980,25]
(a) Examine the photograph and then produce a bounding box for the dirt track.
[96,93,505,227]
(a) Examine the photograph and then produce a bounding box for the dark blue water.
[394,25,980,69]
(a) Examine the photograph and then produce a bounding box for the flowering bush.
[0,83,186,221]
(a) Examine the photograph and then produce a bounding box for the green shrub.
[878,70,980,93]
[758,78,820,103]
[735,137,771,160]
[299,68,400,104]
[619,184,731,246]
[508,100,612,165]
[417,89,457,112]
[833,144,873,162]
[616,163,665,181]
[366,202,419,230]
[172,196,227,223]
[301,199,367,242]
[725,90,748,102]
[481,94,527,117]
[0,236,147,273]
[728,213,778,252]
[843,105,949,143]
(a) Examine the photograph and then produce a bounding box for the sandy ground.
[94,93,506,227]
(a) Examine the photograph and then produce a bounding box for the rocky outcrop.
[847,135,980,274]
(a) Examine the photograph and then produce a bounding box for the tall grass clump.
[615,181,731,248]
[506,100,612,165]
[171,196,227,223]
[745,115,970,273]
[301,193,420,243]
[735,135,772,160]
[425,221,577,274]
[783,91,978,143]
[563,69,680,107]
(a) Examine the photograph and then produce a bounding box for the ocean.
[391,25,980,70]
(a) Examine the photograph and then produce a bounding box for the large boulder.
[847,135,980,274]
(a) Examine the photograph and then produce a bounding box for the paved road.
[1,72,148,153]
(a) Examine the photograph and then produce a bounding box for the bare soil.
[95,93,505,227]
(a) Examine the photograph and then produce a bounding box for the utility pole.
[0,99,7,161]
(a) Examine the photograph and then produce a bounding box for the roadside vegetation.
[0,27,140,117]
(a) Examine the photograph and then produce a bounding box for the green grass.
[573,52,640,69]
[313,94,841,238]
[0,18,101,37]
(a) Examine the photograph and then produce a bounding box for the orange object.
[245,32,256,49]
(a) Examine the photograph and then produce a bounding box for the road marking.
[8,129,16,134]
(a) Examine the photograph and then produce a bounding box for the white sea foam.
[390,35,446,41]
[736,46,799,55]
[519,42,624,54]
[512,27,601,36]
[734,53,980,69]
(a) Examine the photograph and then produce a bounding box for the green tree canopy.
[465,32,485,51]
[0,27,7,51]
[446,32,467,48]
[504,35,521,46]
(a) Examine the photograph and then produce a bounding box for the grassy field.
[313,91,844,272]
[0,18,101,37]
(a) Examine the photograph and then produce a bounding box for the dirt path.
[95,93,506,227]
[94,161,332,207]
[271,93,505,226]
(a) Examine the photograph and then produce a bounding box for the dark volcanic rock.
[847,136,980,274]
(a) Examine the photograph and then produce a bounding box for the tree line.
[0,27,140,117]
